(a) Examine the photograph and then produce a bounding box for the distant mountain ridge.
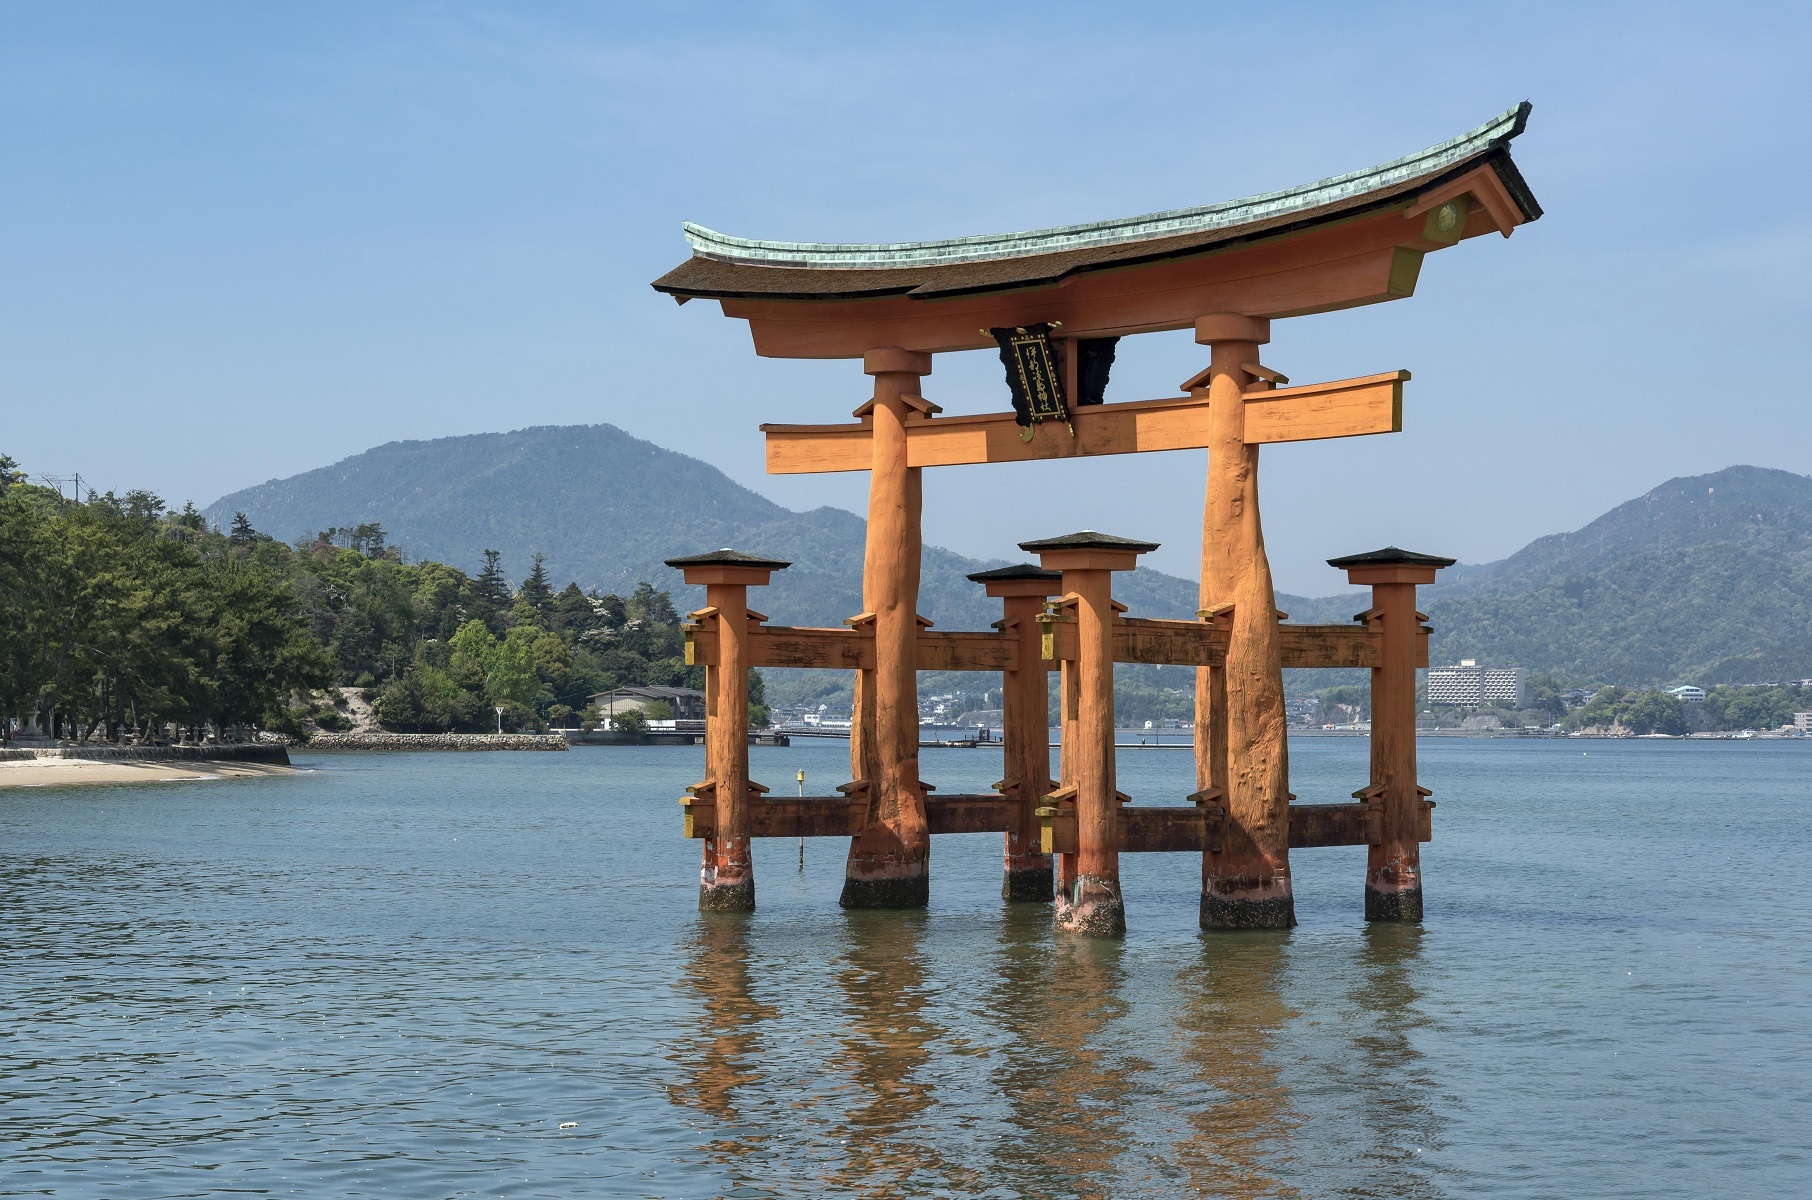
[1428,465,1812,599]
[207,428,1812,686]
[1415,466,1812,684]
[203,424,1207,631]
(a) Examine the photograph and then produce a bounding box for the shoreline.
[0,742,296,789]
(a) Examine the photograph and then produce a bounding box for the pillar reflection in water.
[1336,923,1444,1197]
[823,910,983,1197]
[1169,931,1303,1196]
[665,914,779,1172]
[973,904,1065,1188]
[990,917,1139,1193]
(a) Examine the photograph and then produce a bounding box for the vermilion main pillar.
[1194,314,1294,930]
[843,348,935,908]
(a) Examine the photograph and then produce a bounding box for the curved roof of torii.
[653,104,1540,304]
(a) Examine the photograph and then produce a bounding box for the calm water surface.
[3,739,1809,1198]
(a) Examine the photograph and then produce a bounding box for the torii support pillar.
[664,548,791,911]
[1023,532,1158,937]
[1330,547,1454,921]
[1194,314,1295,930]
[843,348,935,908]
[968,563,1062,902]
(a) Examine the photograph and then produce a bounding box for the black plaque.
[990,323,1070,431]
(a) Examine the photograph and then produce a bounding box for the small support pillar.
[969,563,1062,902]
[1047,595,1082,906]
[1023,531,1158,938]
[1329,547,1454,921]
[665,548,791,911]
[843,347,936,908]
[1194,313,1295,930]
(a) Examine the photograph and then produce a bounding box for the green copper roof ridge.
[683,103,1530,270]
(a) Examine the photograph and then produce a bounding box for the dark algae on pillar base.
[1201,888,1299,930]
[840,871,931,910]
[1002,864,1054,904]
[1365,883,1423,923]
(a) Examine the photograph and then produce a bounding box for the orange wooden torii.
[656,104,1540,933]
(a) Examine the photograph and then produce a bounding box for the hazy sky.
[4,2,1807,594]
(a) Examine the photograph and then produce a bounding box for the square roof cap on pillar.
[967,562,1063,598]
[1327,546,1456,585]
[1019,530,1159,573]
[663,547,792,586]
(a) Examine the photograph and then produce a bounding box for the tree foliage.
[1,454,711,741]
[0,472,332,742]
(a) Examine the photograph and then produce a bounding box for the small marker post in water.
[797,769,806,869]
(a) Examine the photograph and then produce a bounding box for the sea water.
[1,739,1808,1198]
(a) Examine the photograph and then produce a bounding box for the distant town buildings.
[1795,712,1812,733]
[1426,659,1529,709]
[1666,685,1707,703]
[1284,697,1318,722]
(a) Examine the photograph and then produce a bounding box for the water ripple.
[2,741,1809,1196]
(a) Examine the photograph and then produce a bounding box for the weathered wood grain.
[916,630,1016,672]
[685,794,1016,840]
[1121,807,1224,854]
[1043,616,1382,671]
[1287,803,1372,848]
[688,624,874,670]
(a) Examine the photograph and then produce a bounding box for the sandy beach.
[0,756,298,788]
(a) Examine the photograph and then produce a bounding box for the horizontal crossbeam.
[686,616,1427,673]
[761,372,1407,475]
[683,794,1016,839]
[1043,617,1429,670]
[685,795,1431,848]
[685,623,1016,672]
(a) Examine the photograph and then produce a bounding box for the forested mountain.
[1428,466,1812,599]
[204,424,1206,629]
[208,427,1812,687]
[1419,467,1812,684]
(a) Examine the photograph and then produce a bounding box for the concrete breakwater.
[307,732,569,751]
[0,743,291,765]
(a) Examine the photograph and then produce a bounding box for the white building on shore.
[1427,659,1529,709]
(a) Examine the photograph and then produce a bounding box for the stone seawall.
[306,732,569,751]
[561,731,789,746]
[0,744,292,765]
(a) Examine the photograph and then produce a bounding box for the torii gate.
[656,104,1540,933]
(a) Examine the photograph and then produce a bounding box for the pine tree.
[519,553,554,614]
[470,549,513,631]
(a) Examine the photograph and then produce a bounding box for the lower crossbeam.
[683,794,1017,839]
[682,797,1420,848]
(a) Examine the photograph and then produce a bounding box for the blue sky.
[3,2,1807,594]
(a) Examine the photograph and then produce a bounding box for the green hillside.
[203,424,1208,630]
[207,429,1812,688]
[1430,466,1812,599]
[1420,466,1812,685]
[1425,543,1812,685]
